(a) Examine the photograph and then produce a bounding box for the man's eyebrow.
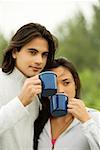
[27,48,48,53]
[28,48,38,52]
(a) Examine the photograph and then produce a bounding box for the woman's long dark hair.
[2,23,58,74]
[34,57,81,150]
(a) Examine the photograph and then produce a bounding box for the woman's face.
[51,66,76,99]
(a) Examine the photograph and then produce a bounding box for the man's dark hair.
[2,23,58,74]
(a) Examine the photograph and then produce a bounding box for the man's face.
[12,37,49,77]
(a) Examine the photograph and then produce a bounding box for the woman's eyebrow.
[62,78,69,81]
[62,77,73,82]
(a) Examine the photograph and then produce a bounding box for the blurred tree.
[54,1,100,110]
[91,1,100,67]
[55,8,100,71]
[80,69,100,110]
[0,32,8,65]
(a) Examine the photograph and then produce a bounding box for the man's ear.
[12,48,17,59]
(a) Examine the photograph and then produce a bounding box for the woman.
[34,57,100,150]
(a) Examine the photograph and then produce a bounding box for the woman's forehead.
[51,66,72,78]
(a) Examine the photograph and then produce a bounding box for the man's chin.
[27,72,40,77]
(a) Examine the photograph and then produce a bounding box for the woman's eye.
[63,81,70,86]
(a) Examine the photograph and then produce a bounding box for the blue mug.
[39,71,57,97]
[50,93,68,117]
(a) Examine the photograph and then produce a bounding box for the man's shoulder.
[0,68,3,77]
[0,68,7,81]
[0,68,2,72]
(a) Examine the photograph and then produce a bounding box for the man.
[0,22,57,150]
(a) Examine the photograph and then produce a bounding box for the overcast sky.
[0,0,99,38]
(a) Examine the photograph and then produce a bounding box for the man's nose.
[34,54,43,64]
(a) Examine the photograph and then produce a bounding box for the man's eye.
[43,52,48,57]
[30,51,36,55]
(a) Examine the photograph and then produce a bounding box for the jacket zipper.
[52,144,54,150]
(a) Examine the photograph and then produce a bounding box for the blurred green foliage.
[80,69,100,110]
[0,32,8,65]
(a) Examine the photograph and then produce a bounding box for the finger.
[32,79,41,85]
[28,75,40,82]
[26,78,42,86]
[68,99,85,107]
[33,88,42,95]
[69,98,77,101]
[33,84,42,91]
[30,74,39,80]
[67,104,74,109]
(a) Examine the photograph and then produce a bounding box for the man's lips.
[30,66,42,71]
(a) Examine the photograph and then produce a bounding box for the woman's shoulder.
[0,68,8,86]
[87,107,100,120]
[87,107,100,114]
[87,107,99,112]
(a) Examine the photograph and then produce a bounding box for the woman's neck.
[50,114,74,140]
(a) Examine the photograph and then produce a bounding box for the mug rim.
[52,93,68,97]
[39,71,57,76]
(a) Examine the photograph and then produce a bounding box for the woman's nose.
[57,85,64,93]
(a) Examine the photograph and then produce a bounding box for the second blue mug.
[50,93,68,117]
